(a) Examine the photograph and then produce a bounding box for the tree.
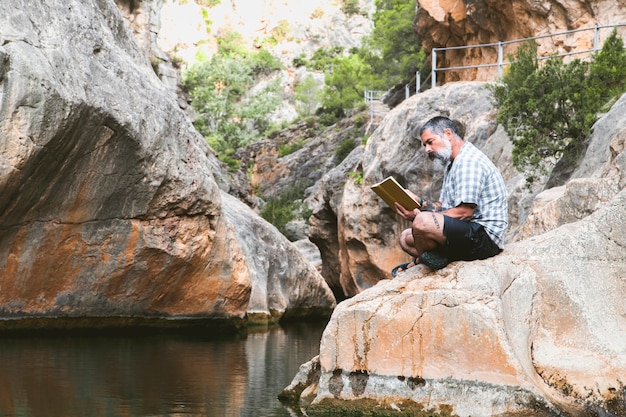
[589,28,626,105]
[362,0,425,87]
[182,32,282,161]
[322,54,373,117]
[490,32,626,187]
[294,75,323,117]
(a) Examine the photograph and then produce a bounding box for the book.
[371,176,421,211]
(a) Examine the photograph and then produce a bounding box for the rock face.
[0,0,335,328]
[416,0,626,84]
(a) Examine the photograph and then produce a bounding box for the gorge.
[0,1,625,416]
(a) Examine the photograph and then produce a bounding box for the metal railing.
[431,24,626,88]
[364,90,386,120]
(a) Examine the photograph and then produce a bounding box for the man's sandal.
[391,258,417,278]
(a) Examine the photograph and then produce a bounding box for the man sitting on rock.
[392,115,508,275]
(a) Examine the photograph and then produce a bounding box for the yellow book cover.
[371,176,421,211]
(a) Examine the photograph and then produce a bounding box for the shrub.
[182,33,282,157]
[489,31,626,187]
[278,139,307,157]
[259,181,313,240]
[295,75,323,117]
[335,137,358,163]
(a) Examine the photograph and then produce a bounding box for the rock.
[308,144,365,301]
[0,0,335,329]
[284,189,626,416]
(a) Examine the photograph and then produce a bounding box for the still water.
[0,320,327,417]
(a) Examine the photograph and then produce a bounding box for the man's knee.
[411,212,431,234]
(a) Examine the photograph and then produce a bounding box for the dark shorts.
[442,216,502,261]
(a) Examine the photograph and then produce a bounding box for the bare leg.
[411,212,446,255]
[399,212,447,260]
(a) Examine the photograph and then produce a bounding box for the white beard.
[429,137,452,167]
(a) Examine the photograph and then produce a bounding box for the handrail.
[431,23,626,88]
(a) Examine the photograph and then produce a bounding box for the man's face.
[420,129,452,163]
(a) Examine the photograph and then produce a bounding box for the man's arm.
[443,203,476,221]
[396,189,476,221]
[402,192,476,221]
[419,199,474,220]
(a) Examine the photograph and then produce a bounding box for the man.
[392,116,508,274]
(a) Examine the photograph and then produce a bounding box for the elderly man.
[393,116,508,274]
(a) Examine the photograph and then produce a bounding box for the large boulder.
[0,0,335,328]
[284,188,626,416]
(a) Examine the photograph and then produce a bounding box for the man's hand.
[395,202,419,221]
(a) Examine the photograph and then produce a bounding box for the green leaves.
[490,30,626,187]
[181,33,283,163]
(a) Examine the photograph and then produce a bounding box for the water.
[0,320,328,417]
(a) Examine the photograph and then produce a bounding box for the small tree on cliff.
[490,29,626,187]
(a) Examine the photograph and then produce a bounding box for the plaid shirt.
[440,142,508,248]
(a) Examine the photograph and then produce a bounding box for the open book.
[371,176,421,211]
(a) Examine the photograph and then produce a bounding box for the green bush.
[335,137,358,163]
[295,75,323,117]
[182,32,282,157]
[278,139,307,157]
[259,181,313,240]
[589,29,626,105]
[489,30,626,187]
[341,0,362,16]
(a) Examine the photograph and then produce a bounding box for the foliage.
[341,0,363,16]
[259,181,313,240]
[295,46,345,71]
[316,0,424,116]
[182,32,283,162]
[490,30,626,186]
[270,19,291,43]
[361,0,425,87]
[294,75,323,117]
[291,0,425,117]
[588,29,626,105]
[278,139,307,157]
[335,137,358,163]
[349,169,363,185]
[195,0,221,6]
[321,54,374,117]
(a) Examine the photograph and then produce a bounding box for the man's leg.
[398,212,447,265]
[411,211,447,256]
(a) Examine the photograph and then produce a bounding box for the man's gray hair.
[419,116,465,139]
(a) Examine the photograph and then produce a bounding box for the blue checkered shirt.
[440,142,508,249]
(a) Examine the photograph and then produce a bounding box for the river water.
[0,320,328,417]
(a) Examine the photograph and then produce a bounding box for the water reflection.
[0,320,327,417]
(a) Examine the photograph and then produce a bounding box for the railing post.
[416,71,420,94]
[497,41,503,78]
[431,48,437,89]
[594,25,600,52]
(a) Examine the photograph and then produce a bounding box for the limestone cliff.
[415,0,626,84]
[0,0,335,329]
